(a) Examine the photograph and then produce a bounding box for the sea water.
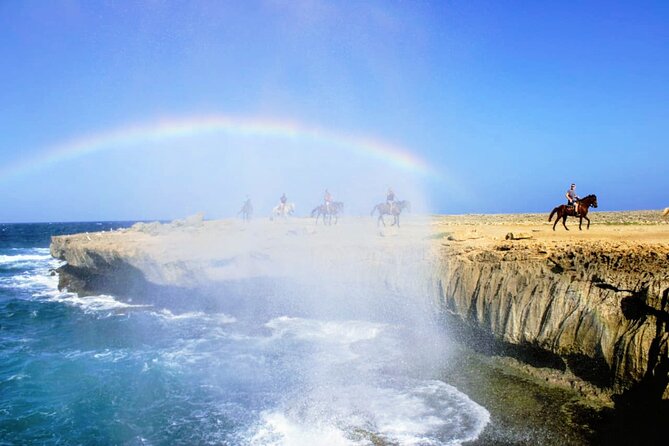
[0,222,489,445]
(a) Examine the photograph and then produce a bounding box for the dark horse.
[548,194,598,231]
[238,199,253,222]
[311,202,344,225]
[371,200,410,227]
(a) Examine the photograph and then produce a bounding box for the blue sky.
[1,1,667,222]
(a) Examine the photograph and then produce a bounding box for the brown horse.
[548,194,598,231]
[371,200,410,227]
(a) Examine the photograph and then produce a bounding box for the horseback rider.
[386,188,396,212]
[279,193,287,213]
[239,195,252,220]
[566,183,580,215]
[324,189,333,213]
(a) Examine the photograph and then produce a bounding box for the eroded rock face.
[436,239,669,397]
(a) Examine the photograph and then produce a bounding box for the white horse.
[271,202,295,220]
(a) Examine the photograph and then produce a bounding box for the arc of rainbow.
[0,115,441,183]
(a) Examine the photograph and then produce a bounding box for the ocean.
[0,222,489,445]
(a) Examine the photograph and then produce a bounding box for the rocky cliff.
[434,235,669,398]
[50,213,669,400]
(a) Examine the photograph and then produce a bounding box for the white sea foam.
[239,316,490,445]
[93,349,130,363]
[264,316,387,364]
[158,338,210,369]
[0,254,51,264]
[1,272,57,290]
[0,248,63,297]
[265,316,384,344]
[249,411,356,446]
[46,293,151,313]
[2,373,30,383]
[248,379,489,446]
[154,309,237,324]
[0,248,53,265]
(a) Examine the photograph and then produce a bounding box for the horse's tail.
[311,206,319,217]
[548,206,559,222]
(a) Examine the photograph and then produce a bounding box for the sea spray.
[2,219,491,444]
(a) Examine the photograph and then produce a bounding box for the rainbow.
[0,115,441,182]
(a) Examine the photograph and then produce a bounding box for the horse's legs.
[378,214,385,226]
[579,217,583,230]
[562,215,569,230]
[584,215,590,229]
[553,211,559,231]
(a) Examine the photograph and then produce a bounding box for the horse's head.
[583,194,598,208]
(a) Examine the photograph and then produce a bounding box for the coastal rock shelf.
[50,212,669,400]
[436,235,669,397]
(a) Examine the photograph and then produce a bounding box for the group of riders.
[239,188,401,220]
[272,183,580,214]
[276,188,399,215]
[240,183,592,229]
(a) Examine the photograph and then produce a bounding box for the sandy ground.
[429,210,669,253]
[75,209,669,252]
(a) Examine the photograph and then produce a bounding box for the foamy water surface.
[0,222,489,445]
